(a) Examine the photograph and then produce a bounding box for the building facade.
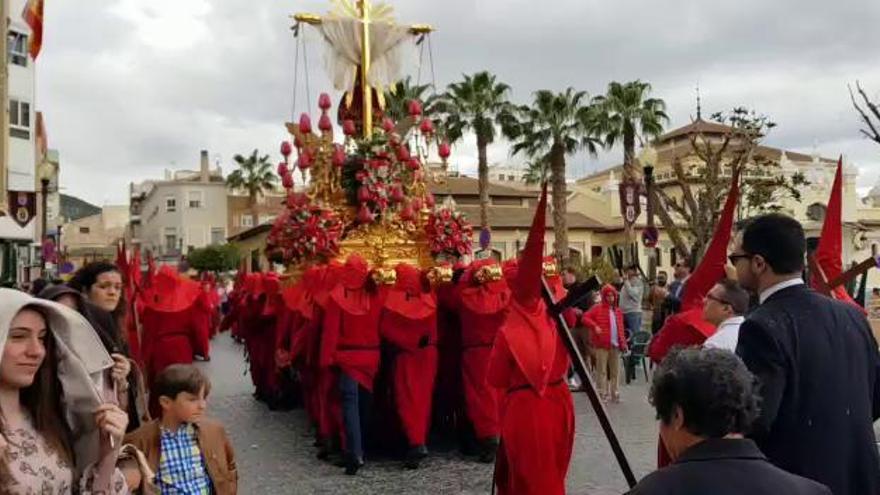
[572,119,880,288]
[227,190,285,238]
[60,205,128,271]
[0,0,39,285]
[128,150,227,266]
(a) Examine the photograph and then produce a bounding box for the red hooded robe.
[457,258,510,440]
[488,185,574,495]
[140,266,207,416]
[380,263,438,447]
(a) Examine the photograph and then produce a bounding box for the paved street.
[197,335,658,494]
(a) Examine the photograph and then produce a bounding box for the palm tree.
[522,155,551,185]
[506,88,600,268]
[434,71,517,231]
[226,150,277,225]
[591,80,669,180]
[383,76,434,123]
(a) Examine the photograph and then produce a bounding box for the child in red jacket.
[581,284,628,402]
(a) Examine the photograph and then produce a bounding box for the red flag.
[22,0,44,60]
[680,167,741,312]
[811,157,859,306]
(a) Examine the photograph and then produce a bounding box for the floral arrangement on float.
[265,192,343,265]
[267,92,470,271]
[425,206,473,258]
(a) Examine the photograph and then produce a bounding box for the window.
[210,227,225,245]
[8,31,27,66]
[79,226,90,234]
[187,190,203,209]
[508,175,516,181]
[165,196,177,212]
[240,214,254,227]
[498,174,505,181]
[9,99,29,139]
[258,214,276,225]
[164,227,177,252]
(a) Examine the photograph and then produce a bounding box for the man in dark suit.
[731,213,880,495]
[627,347,830,495]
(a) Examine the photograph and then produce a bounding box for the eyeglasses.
[728,253,753,265]
[705,293,732,307]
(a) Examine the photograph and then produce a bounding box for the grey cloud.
[35,0,880,205]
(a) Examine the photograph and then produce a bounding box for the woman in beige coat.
[0,288,130,493]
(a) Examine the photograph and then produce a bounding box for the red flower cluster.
[425,208,473,257]
[265,193,342,265]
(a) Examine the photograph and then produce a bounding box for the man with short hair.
[666,258,691,308]
[626,347,831,495]
[701,279,749,351]
[732,213,880,495]
[620,265,645,338]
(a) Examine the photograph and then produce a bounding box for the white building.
[0,0,38,285]
[128,150,227,266]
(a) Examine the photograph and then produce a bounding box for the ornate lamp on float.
[268,0,468,279]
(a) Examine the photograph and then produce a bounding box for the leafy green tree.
[506,88,601,268]
[186,244,240,273]
[591,80,669,181]
[434,71,518,230]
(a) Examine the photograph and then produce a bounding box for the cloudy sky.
[38,0,880,205]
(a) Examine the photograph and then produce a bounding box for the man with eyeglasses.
[731,213,880,495]
[701,279,749,351]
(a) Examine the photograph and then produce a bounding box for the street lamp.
[37,160,54,273]
[639,146,659,281]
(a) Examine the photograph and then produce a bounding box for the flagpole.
[0,0,9,217]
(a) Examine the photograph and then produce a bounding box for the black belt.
[338,344,380,351]
[461,343,493,351]
[507,378,565,395]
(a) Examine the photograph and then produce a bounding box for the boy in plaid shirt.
[124,365,238,494]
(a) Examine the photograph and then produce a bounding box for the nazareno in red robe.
[457,259,510,441]
[247,273,284,399]
[488,183,574,495]
[380,263,438,448]
[488,303,574,495]
[140,267,207,415]
[282,266,326,427]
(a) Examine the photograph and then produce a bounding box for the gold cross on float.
[292,0,433,139]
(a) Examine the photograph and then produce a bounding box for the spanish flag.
[22,0,44,60]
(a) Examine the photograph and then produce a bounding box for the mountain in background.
[60,194,101,222]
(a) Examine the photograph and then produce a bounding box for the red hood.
[600,284,619,305]
[143,266,201,313]
[384,263,436,320]
[460,259,510,315]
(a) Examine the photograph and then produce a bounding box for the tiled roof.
[427,175,538,198]
[455,205,603,229]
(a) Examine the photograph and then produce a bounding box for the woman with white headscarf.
[0,288,129,493]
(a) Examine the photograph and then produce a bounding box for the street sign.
[642,227,659,248]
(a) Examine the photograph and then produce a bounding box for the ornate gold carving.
[338,221,433,270]
[543,260,559,278]
[474,264,502,284]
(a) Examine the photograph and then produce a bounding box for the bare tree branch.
[670,159,700,216]
[648,186,691,258]
[850,82,880,145]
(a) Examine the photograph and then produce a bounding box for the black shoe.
[316,438,332,461]
[404,445,428,470]
[477,437,499,464]
[344,455,365,475]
